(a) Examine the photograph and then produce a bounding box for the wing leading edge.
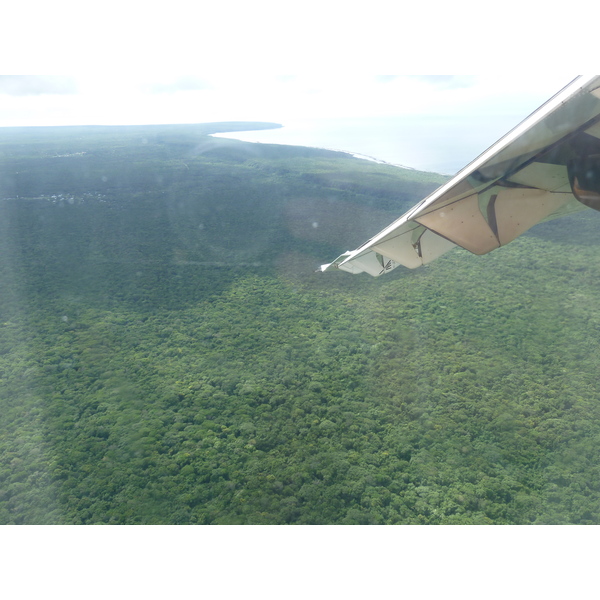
[320,76,600,276]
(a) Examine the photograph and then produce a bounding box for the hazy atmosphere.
[0,74,573,173]
[1,0,595,593]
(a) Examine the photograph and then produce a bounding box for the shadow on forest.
[10,126,600,524]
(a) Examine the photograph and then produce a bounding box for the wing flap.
[321,75,600,277]
[493,188,572,246]
[415,194,500,255]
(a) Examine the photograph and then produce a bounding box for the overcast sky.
[0,2,587,173]
[0,74,577,173]
[0,74,574,127]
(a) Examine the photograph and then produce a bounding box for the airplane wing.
[320,75,600,276]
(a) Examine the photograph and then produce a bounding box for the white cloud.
[0,73,575,135]
[0,76,78,96]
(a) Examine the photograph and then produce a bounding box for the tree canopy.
[1,124,600,524]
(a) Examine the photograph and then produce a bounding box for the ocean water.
[213,114,527,175]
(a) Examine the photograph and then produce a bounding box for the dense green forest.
[1,123,600,524]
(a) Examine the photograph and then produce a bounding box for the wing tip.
[318,252,353,273]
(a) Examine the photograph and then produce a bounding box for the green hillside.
[1,124,600,524]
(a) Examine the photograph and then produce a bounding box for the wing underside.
[320,76,600,276]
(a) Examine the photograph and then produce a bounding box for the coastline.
[209,115,515,176]
[210,129,416,171]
